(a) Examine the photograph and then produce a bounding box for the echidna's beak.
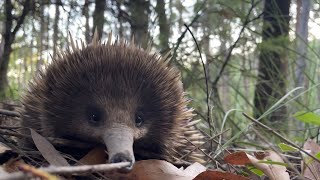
[103,127,135,171]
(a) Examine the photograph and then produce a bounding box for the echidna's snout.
[103,127,135,170]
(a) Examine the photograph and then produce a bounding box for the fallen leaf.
[247,150,289,180]
[77,146,107,165]
[224,151,251,165]
[182,162,206,177]
[194,170,249,180]
[301,139,320,180]
[30,129,70,166]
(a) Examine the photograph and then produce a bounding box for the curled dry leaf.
[302,139,320,180]
[247,150,289,180]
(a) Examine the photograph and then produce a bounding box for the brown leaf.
[194,170,249,180]
[224,151,251,165]
[30,129,70,166]
[77,146,107,165]
[247,150,289,180]
[302,139,320,180]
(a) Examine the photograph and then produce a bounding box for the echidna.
[20,31,205,168]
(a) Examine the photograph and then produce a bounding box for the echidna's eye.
[90,113,100,122]
[135,113,144,127]
[87,106,103,126]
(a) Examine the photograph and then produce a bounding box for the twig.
[171,0,207,61]
[0,129,95,149]
[242,112,320,164]
[0,162,130,180]
[0,109,20,117]
[184,24,213,149]
[212,0,262,86]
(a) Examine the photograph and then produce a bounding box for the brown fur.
[20,32,205,163]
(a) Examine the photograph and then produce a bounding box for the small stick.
[0,162,130,180]
[0,109,20,117]
[242,112,320,164]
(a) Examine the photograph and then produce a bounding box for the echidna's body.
[20,32,205,166]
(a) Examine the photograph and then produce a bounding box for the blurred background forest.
[0,0,319,144]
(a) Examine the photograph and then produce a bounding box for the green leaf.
[315,152,320,160]
[293,111,320,126]
[258,160,288,167]
[278,143,298,152]
[247,165,264,177]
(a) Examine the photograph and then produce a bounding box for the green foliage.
[278,143,298,152]
[293,111,320,126]
[247,165,264,177]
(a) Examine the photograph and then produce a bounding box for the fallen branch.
[0,162,130,180]
[0,109,20,117]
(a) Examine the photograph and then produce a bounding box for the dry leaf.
[194,170,249,180]
[30,129,70,166]
[77,146,107,165]
[182,162,206,177]
[224,151,251,165]
[301,139,320,180]
[247,150,289,180]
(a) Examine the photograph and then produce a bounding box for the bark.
[295,0,310,89]
[127,0,149,48]
[36,1,45,72]
[116,0,124,37]
[0,0,31,98]
[253,0,291,121]
[155,0,169,51]
[93,0,106,38]
[52,0,61,57]
[83,0,91,43]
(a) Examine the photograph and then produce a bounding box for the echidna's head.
[21,34,194,169]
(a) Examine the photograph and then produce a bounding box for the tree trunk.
[155,0,169,51]
[0,0,30,99]
[115,0,124,37]
[83,0,91,43]
[295,0,310,89]
[253,0,290,121]
[127,0,149,48]
[36,1,45,72]
[52,0,61,57]
[93,0,106,38]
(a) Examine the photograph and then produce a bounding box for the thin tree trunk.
[253,0,290,122]
[93,0,106,38]
[155,0,169,51]
[36,1,45,72]
[295,0,310,89]
[0,0,30,98]
[127,0,149,48]
[53,0,61,57]
[83,0,90,43]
